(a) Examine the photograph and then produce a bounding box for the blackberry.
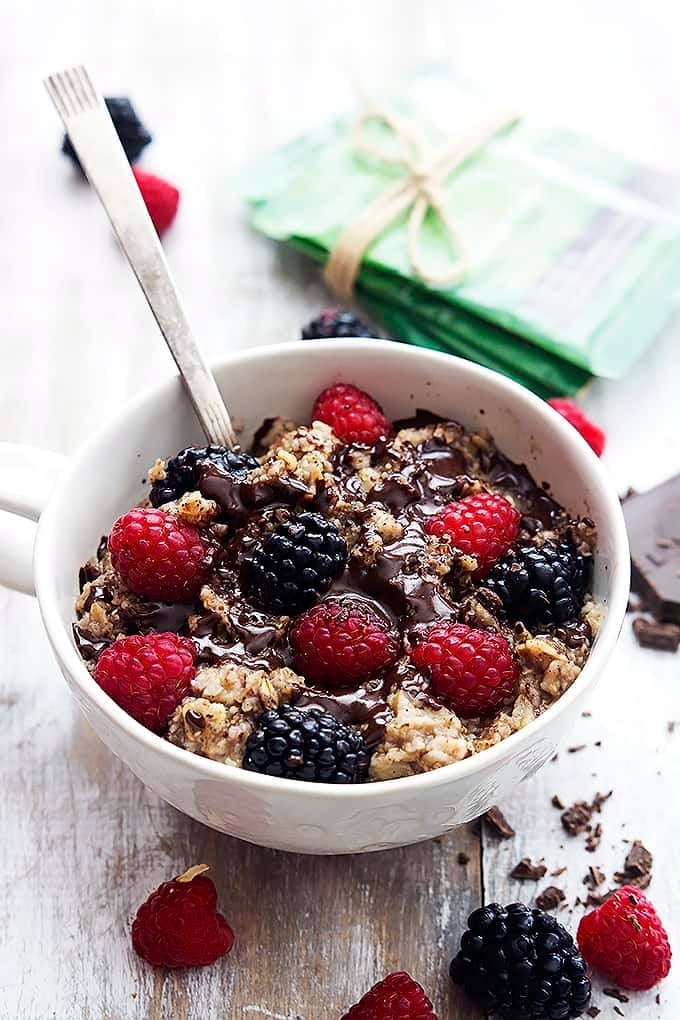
[301,308,379,340]
[484,540,588,626]
[450,902,592,1019]
[244,511,347,614]
[150,445,258,507]
[62,97,152,172]
[243,704,370,783]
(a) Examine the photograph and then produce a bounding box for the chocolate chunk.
[591,790,613,811]
[561,801,593,835]
[624,475,680,623]
[550,866,567,877]
[535,885,565,911]
[603,988,629,1003]
[613,1007,624,1017]
[568,744,587,753]
[510,857,548,881]
[483,806,515,839]
[586,1007,601,1018]
[632,616,680,651]
[614,839,653,890]
[457,851,470,866]
[551,794,565,810]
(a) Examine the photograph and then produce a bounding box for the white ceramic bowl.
[0,341,629,854]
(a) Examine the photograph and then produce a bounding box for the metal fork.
[44,65,237,448]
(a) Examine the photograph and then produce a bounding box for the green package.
[240,66,680,392]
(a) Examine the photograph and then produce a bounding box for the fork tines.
[44,65,100,120]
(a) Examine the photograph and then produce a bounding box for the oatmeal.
[74,383,600,784]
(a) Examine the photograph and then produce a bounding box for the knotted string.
[323,106,519,300]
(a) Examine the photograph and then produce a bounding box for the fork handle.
[48,86,237,449]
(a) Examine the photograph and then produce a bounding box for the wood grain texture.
[1,0,679,1017]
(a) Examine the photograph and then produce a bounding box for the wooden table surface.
[1,2,679,1017]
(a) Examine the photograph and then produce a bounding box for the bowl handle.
[0,444,68,595]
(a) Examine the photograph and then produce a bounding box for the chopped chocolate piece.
[614,840,653,890]
[592,790,613,811]
[561,801,592,835]
[550,753,559,763]
[483,806,515,839]
[584,865,606,888]
[551,866,567,877]
[586,1007,601,1018]
[613,1007,624,1017]
[585,891,607,907]
[581,710,592,717]
[632,616,680,651]
[585,822,602,852]
[568,744,587,753]
[457,851,470,866]
[551,794,565,810]
[535,885,565,911]
[624,474,680,623]
[603,989,629,1003]
[510,857,548,881]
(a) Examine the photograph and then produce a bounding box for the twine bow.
[323,107,519,300]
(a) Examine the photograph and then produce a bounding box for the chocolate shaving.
[633,617,680,651]
[510,857,547,881]
[535,885,565,911]
[585,1007,601,1018]
[568,744,587,753]
[584,865,606,888]
[603,988,629,1003]
[585,822,602,852]
[551,794,565,810]
[613,1007,624,1017]
[550,866,567,877]
[483,806,515,839]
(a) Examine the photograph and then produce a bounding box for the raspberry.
[244,511,347,615]
[132,864,234,968]
[301,308,379,340]
[62,97,151,171]
[243,704,370,783]
[291,601,399,686]
[547,398,606,457]
[577,886,671,991]
[341,971,438,1019]
[94,632,196,731]
[311,383,391,444]
[411,622,517,717]
[426,493,520,572]
[485,540,589,626]
[451,902,592,1018]
[132,168,180,235]
[150,445,258,507]
[109,507,208,602]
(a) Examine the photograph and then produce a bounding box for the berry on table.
[244,511,347,615]
[243,704,370,783]
[132,864,234,968]
[109,507,208,602]
[301,308,379,340]
[62,96,152,171]
[132,168,180,235]
[94,632,196,731]
[547,398,606,457]
[577,885,671,991]
[150,444,258,507]
[451,901,592,1018]
[484,540,589,626]
[411,622,518,717]
[426,492,520,572]
[291,600,399,686]
[341,971,438,1019]
[311,382,391,445]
